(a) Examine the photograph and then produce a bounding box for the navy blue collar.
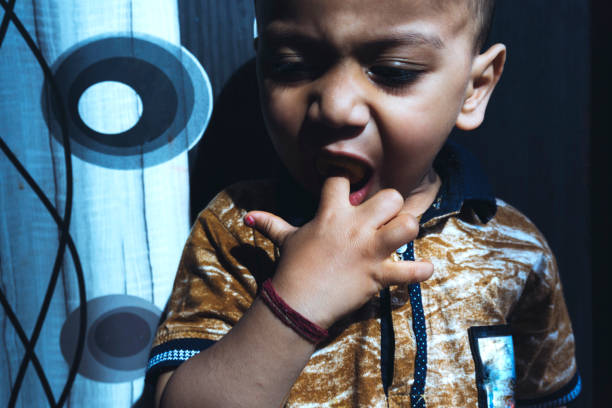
[421,141,497,226]
[277,141,497,227]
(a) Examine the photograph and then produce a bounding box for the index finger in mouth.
[318,175,351,210]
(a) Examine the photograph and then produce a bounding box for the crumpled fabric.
[152,179,576,407]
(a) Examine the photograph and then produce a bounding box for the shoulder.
[489,199,551,251]
[486,199,557,276]
[206,179,280,216]
[190,179,281,250]
[196,179,280,229]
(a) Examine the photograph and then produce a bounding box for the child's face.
[256,0,480,205]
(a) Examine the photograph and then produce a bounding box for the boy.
[148,0,580,406]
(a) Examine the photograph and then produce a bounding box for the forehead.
[256,0,472,45]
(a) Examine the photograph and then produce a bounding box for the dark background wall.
[178,1,593,406]
[590,0,611,406]
[455,3,592,406]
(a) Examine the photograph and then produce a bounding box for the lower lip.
[349,177,373,206]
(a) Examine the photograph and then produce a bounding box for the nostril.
[304,102,369,145]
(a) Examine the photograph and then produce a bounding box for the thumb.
[244,211,298,247]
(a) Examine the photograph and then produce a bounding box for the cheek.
[379,102,454,153]
[261,85,305,139]
[381,112,446,176]
[375,87,465,187]
[380,70,470,150]
[259,85,309,175]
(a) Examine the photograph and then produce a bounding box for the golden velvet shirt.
[147,144,580,407]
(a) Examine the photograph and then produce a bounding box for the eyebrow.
[262,26,445,51]
[368,32,445,50]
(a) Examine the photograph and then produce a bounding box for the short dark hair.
[471,0,496,50]
[255,0,496,52]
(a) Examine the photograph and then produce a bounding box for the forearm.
[159,298,316,408]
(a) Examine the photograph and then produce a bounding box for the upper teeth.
[316,156,367,184]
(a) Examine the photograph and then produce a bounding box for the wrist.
[260,279,329,344]
[270,274,337,329]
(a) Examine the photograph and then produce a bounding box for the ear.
[456,43,506,130]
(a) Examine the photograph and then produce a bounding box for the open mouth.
[315,154,373,193]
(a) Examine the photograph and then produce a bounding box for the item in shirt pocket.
[468,325,516,408]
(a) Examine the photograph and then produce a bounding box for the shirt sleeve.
[511,248,581,407]
[145,186,277,383]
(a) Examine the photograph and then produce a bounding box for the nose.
[306,62,370,129]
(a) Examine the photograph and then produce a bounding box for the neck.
[401,168,442,217]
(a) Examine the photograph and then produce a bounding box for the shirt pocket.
[468,325,516,408]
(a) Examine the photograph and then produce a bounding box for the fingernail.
[244,215,255,227]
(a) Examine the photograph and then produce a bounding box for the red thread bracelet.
[259,279,329,344]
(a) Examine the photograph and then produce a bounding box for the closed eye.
[270,61,310,80]
[368,65,423,89]
[264,54,319,83]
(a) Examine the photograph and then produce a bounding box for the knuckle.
[407,261,432,282]
[375,189,403,212]
[383,189,404,206]
[316,207,338,226]
[393,262,415,284]
[262,216,275,235]
[402,215,419,235]
[405,261,418,277]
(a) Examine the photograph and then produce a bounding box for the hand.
[244,176,433,329]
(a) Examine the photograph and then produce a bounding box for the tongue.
[315,156,367,185]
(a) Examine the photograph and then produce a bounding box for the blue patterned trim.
[147,348,201,370]
[403,242,428,408]
[145,338,216,383]
[380,287,394,396]
[516,373,581,408]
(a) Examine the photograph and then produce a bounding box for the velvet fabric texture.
[149,173,577,406]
